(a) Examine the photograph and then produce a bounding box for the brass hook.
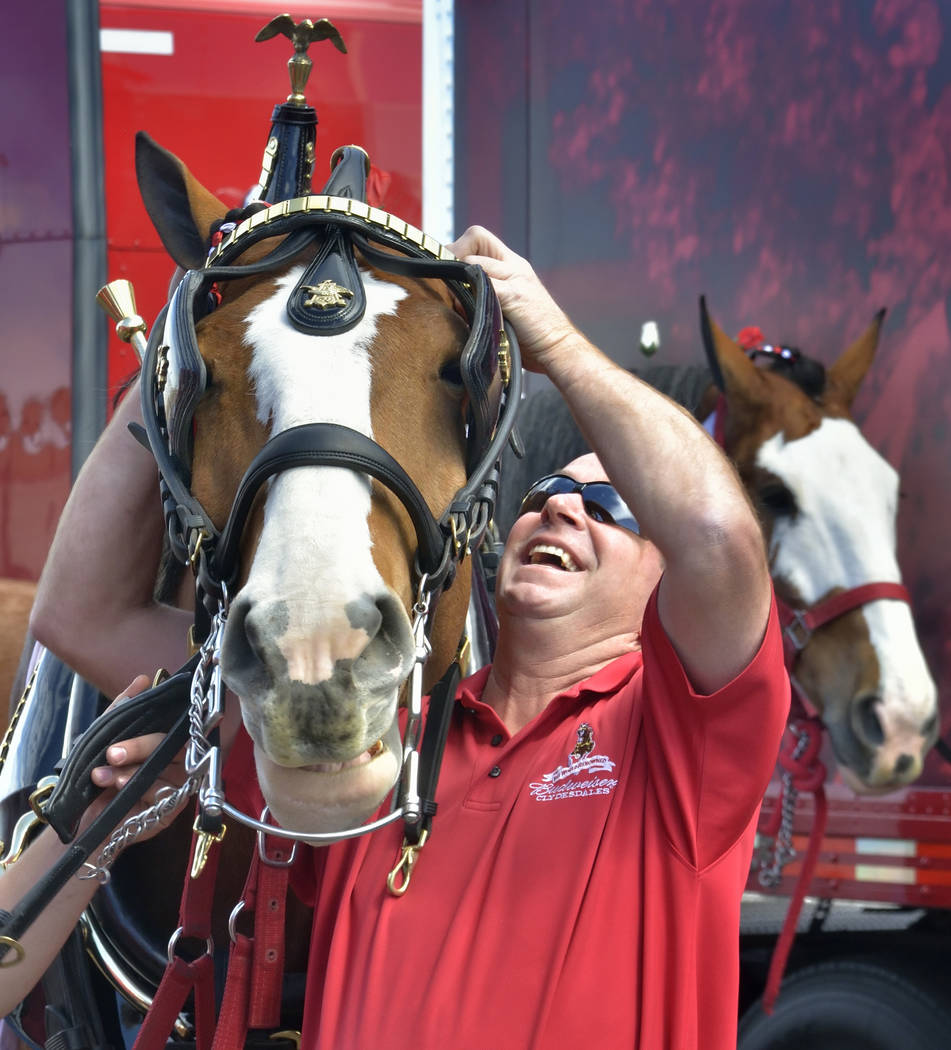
[385,829,428,897]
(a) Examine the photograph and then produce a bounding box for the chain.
[187,604,227,772]
[0,660,40,781]
[757,725,809,889]
[79,781,198,884]
[78,595,233,884]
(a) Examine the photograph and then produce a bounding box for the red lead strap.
[761,582,910,1013]
[760,718,828,1015]
[133,821,223,1050]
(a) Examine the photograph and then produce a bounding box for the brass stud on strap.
[498,330,512,385]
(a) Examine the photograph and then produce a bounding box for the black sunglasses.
[517,474,640,535]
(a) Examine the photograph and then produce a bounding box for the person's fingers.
[113,673,153,704]
[90,674,156,786]
[91,764,116,787]
[106,731,167,767]
[447,225,517,263]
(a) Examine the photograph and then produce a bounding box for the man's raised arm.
[449,226,772,692]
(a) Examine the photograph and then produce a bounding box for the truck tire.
[737,958,951,1050]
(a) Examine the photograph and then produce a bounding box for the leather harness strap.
[0,698,191,964]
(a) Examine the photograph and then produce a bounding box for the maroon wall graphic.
[456,0,951,759]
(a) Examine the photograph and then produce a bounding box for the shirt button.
[488,765,502,778]
[490,734,504,747]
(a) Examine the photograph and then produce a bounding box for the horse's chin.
[253,717,403,834]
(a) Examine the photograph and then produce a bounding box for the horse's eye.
[758,480,797,517]
[439,360,465,393]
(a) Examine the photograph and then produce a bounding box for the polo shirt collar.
[456,648,643,709]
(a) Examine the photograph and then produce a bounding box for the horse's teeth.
[529,544,578,572]
[368,740,384,758]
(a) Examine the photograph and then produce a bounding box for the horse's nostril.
[894,753,914,778]
[222,596,269,678]
[854,694,885,747]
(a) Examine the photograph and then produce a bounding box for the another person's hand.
[85,674,191,843]
[448,225,578,374]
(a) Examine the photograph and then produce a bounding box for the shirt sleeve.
[640,585,790,869]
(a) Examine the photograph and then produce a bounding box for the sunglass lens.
[582,499,612,524]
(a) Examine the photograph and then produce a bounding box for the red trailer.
[0,0,423,586]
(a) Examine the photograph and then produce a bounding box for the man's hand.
[448,225,578,374]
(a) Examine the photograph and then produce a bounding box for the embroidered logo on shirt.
[529,723,619,802]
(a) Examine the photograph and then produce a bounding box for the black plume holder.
[262,102,318,203]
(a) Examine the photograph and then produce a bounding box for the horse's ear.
[699,296,767,406]
[135,131,227,270]
[825,308,886,408]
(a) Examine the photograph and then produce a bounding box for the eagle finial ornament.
[255,15,348,106]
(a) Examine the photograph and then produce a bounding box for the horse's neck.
[495,363,715,536]
[635,362,714,418]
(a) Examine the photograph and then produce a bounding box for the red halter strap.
[777,582,911,670]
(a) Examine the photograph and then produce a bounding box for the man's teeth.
[529,544,579,571]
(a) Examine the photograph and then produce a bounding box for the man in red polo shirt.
[285,226,789,1049]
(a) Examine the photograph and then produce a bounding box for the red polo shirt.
[280,589,788,1049]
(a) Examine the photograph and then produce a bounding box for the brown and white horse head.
[136,133,474,832]
[702,302,938,792]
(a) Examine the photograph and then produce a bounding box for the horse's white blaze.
[760,420,901,601]
[240,267,410,693]
[759,419,936,752]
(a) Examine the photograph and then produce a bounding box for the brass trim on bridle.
[204,193,458,269]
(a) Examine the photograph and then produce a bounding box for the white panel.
[422,0,454,242]
[100,29,174,56]
[855,837,916,857]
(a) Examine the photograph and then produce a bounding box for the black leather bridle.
[145,193,521,617]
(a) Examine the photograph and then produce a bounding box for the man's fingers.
[448,224,518,264]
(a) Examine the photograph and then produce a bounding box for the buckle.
[784,611,811,652]
[28,777,57,821]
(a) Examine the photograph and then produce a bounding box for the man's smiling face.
[495,454,663,629]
